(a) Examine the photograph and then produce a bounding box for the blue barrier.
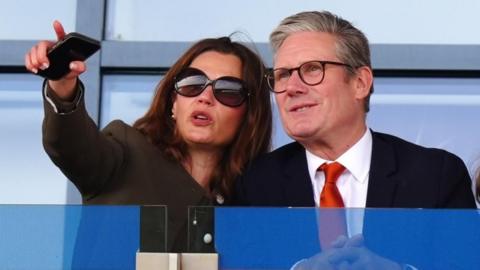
[1,206,479,269]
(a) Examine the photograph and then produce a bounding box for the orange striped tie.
[318,162,347,249]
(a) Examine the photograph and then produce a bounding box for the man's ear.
[353,66,373,99]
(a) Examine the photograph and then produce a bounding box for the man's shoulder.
[370,131,475,208]
[372,130,463,163]
[271,141,305,157]
[240,141,304,180]
[374,131,440,152]
[236,141,309,206]
[253,141,304,166]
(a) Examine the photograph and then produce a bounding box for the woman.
[25,21,272,251]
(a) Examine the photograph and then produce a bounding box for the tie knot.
[319,162,345,184]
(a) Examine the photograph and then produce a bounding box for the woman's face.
[172,51,247,151]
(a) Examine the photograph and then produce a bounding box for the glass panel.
[188,206,215,253]
[0,74,80,204]
[0,205,139,269]
[100,74,160,128]
[216,207,480,270]
[2,206,479,269]
[105,0,480,44]
[139,205,168,252]
[368,77,480,174]
[0,0,76,40]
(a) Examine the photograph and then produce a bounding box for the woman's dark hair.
[133,37,272,199]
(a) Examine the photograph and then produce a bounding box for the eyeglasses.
[266,60,353,93]
[174,67,249,107]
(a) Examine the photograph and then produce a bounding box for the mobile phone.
[37,32,101,80]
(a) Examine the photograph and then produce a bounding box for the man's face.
[273,31,368,148]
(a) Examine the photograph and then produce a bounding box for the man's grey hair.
[270,11,373,112]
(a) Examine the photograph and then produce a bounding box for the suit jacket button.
[216,194,224,205]
[203,233,213,244]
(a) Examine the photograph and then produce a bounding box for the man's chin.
[286,130,316,142]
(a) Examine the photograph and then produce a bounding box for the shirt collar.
[306,129,372,183]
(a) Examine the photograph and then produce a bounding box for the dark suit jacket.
[43,85,213,253]
[235,131,476,208]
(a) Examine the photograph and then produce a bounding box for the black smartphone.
[37,32,101,80]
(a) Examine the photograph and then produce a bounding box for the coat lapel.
[366,131,399,207]
[281,143,316,207]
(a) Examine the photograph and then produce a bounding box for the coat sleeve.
[42,80,125,200]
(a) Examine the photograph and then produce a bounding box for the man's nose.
[284,70,308,95]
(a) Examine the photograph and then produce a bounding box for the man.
[235,11,477,269]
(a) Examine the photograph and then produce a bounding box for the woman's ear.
[171,94,177,119]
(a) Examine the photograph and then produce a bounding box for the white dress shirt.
[305,128,372,236]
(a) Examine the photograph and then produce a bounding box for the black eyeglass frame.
[174,67,249,107]
[266,60,354,93]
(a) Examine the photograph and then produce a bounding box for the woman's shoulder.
[102,119,140,135]
[103,119,134,132]
[101,120,150,146]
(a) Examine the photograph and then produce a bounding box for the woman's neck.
[183,148,222,189]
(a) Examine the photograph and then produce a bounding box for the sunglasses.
[174,67,249,107]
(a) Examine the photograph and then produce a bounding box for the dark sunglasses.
[174,67,249,107]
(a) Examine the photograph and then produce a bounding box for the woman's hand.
[24,20,86,101]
